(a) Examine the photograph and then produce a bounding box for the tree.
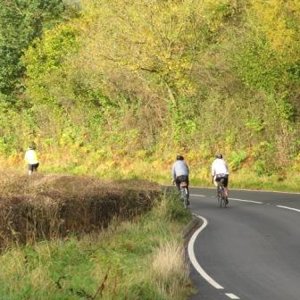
[0,0,65,98]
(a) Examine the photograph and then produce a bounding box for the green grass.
[0,194,193,300]
[4,148,300,194]
[39,155,300,193]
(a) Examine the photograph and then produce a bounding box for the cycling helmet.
[176,155,184,160]
[215,153,223,159]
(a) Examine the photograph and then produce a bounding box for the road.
[187,187,300,300]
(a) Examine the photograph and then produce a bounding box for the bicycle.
[179,181,189,209]
[217,178,227,208]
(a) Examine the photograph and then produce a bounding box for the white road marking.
[190,193,206,197]
[276,205,300,213]
[228,197,263,204]
[192,193,300,215]
[188,186,300,195]
[188,215,242,299]
[191,193,263,204]
[226,293,240,299]
[188,215,224,290]
[230,188,300,195]
[188,190,299,300]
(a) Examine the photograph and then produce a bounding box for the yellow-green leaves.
[249,0,300,60]
[23,24,78,104]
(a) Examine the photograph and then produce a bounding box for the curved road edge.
[183,216,202,241]
[187,214,242,300]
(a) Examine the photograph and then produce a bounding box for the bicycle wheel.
[217,186,222,207]
[184,187,189,208]
[219,198,223,207]
[221,193,227,207]
[180,188,188,208]
[223,194,228,207]
[218,185,226,208]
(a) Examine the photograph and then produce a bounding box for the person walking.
[24,144,39,175]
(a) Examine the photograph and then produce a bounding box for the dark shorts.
[28,163,39,172]
[175,175,189,189]
[215,174,229,187]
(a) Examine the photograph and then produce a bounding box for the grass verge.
[0,191,193,300]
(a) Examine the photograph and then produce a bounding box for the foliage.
[231,0,300,95]
[24,23,79,104]
[0,0,69,96]
[229,150,248,171]
[0,0,300,188]
[157,190,192,223]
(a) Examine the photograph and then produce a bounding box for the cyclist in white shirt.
[211,154,229,203]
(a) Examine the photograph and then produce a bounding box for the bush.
[229,150,248,171]
[0,173,161,250]
[156,190,191,223]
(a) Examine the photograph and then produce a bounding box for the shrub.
[0,173,160,250]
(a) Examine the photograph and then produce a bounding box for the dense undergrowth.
[1,0,300,190]
[0,173,192,300]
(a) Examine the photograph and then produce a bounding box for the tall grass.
[0,190,193,299]
[151,241,190,298]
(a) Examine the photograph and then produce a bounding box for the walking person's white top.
[211,158,229,176]
[25,149,39,165]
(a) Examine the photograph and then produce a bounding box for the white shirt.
[211,158,229,176]
[25,149,39,165]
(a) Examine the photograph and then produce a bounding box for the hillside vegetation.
[0,0,300,189]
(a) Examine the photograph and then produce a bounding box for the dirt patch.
[0,173,161,250]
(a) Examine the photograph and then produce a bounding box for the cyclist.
[171,155,190,204]
[211,154,229,204]
[24,144,39,175]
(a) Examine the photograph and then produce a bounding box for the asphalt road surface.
[187,187,300,300]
